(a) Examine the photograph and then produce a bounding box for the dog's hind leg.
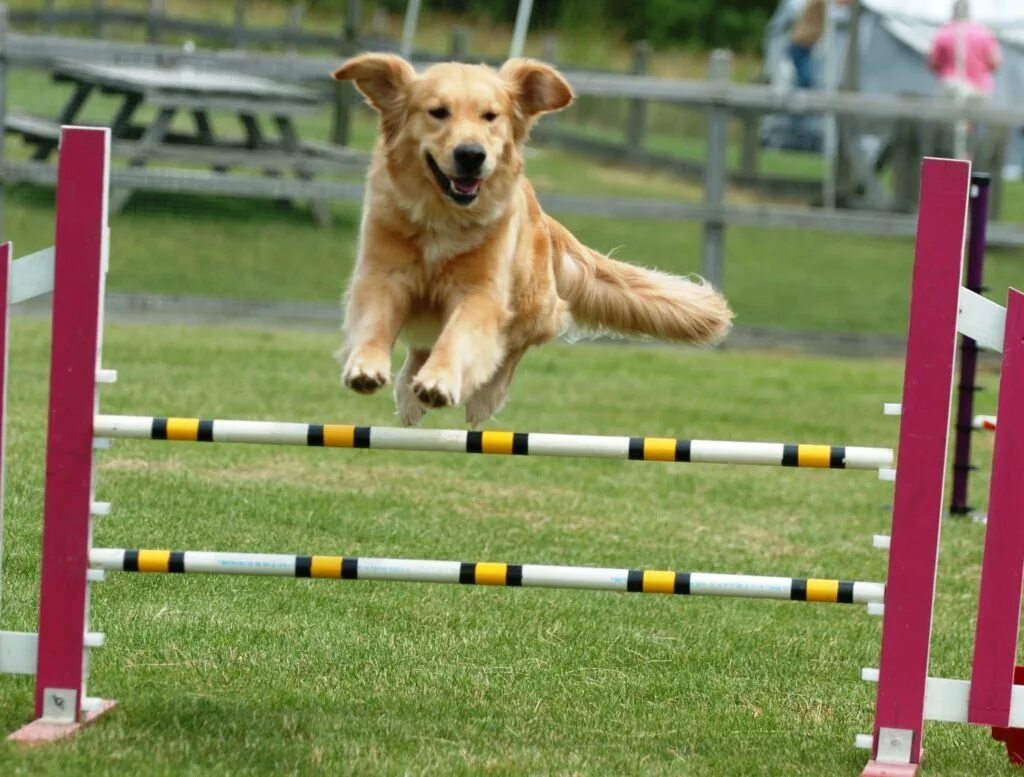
[394,348,431,426]
[464,348,527,427]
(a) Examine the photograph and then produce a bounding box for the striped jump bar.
[89,548,885,605]
[93,415,894,470]
[973,415,997,431]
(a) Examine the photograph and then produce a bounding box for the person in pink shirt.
[929,0,1002,99]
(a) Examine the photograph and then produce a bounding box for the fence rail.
[3,33,1024,284]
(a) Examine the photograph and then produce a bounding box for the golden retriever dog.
[332,54,732,427]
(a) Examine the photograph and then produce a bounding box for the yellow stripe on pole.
[642,570,677,594]
[322,425,355,448]
[643,438,677,462]
[138,549,171,573]
[310,556,343,578]
[475,562,508,585]
[797,445,832,468]
[806,578,840,603]
[166,418,200,441]
[481,431,515,455]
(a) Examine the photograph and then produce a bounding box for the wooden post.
[331,0,362,147]
[821,0,838,209]
[232,0,246,49]
[95,0,107,39]
[702,50,731,292]
[449,27,469,62]
[625,40,650,157]
[285,2,304,55]
[147,0,165,45]
[42,0,56,34]
[836,0,861,205]
[739,112,759,177]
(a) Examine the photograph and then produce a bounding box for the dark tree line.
[361,0,779,53]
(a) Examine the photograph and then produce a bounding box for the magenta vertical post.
[32,128,109,721]
[0,243,11,624]
[863,158,970,776]
[967,287,1024,725]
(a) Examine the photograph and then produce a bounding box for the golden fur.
[332,54,733,427]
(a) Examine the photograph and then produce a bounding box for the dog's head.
[332,55,573,209]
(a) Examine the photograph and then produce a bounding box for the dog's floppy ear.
[500,58,574,118]
[332,54,415,116]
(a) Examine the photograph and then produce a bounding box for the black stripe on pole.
[506,564,523,586]
[197,419,214,442]
[152,418,168,440]
[123,549,140,572]
[512,433,529,455]
[837,581,855,604]
[626,569,643,592]
[459,562,476,584]
[830,446,846,469]
[782,444,799,467]
[790,578,808,601]
[307,424,324,446]
[466,431,483,453]
[353,427,371,448]
[675,440,691,462]
[295,556,312,578]
[341,557,358,580]
[674,572,691,594]
[628,438,644,460]
[168,551,186,573]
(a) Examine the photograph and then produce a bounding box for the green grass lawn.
[0,318,1007,775]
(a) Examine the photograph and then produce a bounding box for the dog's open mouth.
[426,152,482,206]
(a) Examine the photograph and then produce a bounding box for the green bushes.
[361,0,777,52]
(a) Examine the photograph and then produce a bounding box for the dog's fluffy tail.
[549,218,733,344]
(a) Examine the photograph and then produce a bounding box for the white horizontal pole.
[89,548,885,605]
[923,676,1024,728]
[10,246,55,303]
[958,287,1007,353]
[973,415,997,431]
[93,415,894,471]
[0,630,38,675]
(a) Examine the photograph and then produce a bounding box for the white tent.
[763,0,1024,172]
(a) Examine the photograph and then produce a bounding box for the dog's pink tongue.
[452,178,482,195]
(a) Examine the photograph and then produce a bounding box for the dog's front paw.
[343,351,390,395]
[412,373,457,409]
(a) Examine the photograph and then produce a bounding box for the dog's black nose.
[453,143,486,176]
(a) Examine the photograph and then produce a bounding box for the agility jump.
[94,414,894,469]
[1,127,1023,777]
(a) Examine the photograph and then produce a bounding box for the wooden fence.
[3,28,1024,289]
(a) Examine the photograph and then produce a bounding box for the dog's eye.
[428,107,449,120]
[482,111,498,122]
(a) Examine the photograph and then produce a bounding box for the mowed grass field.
[0,318,1011,776]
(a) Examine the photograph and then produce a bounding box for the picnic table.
[6,60,368,225]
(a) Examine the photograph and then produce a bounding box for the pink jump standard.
[969,289,1024,725]
[862,159,971,775]
[7,127,116,743]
